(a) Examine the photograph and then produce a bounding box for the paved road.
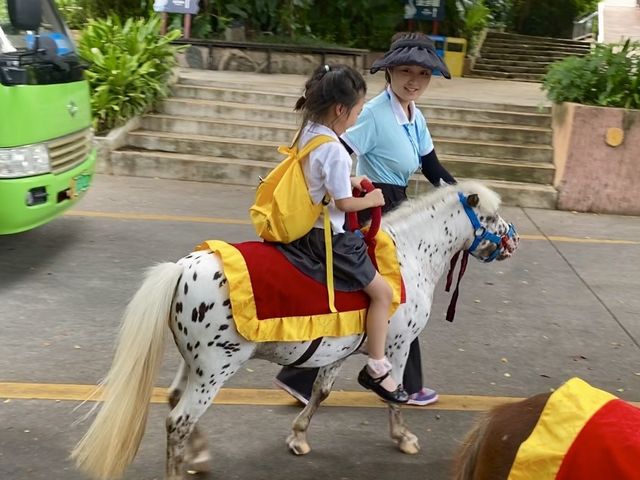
[1,174,639,480]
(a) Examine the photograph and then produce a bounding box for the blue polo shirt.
[342,87,434,186]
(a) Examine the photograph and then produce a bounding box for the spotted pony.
[71,181,519,480]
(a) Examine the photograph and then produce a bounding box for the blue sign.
[153,0,199,14]
[404,0,445,21]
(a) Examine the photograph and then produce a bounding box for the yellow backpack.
[250,134,335,243]
[249,133,339,311]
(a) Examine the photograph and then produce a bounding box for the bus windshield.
[0,0,75,55]
[0,0,84,85]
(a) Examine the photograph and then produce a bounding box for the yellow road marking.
[0,382,526,411]
[65,210,640,246]
[65,210,251,226]
[2,382,638,411]
[520,234,640,245]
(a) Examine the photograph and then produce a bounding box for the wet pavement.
[1,174,639,480]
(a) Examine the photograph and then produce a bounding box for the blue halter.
[458,192,517,262]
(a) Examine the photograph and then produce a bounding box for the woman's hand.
[350,175,371,190]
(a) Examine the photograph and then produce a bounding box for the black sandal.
[357,366,409,404]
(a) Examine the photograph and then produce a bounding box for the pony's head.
[455,181,519,262]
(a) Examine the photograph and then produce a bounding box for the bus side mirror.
[8,0,42,31]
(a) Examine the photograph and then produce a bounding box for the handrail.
[573,11,598,40]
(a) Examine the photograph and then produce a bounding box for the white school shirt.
[299,123,352,234]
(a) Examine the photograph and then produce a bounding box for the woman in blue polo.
[275,32,455,406]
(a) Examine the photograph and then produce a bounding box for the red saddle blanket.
[508,377,640,480]
[195,231,405,342]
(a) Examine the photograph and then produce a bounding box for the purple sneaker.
[407,387,439,406]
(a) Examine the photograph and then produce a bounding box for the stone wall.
[553,102,640,215]
[176,45,368,75]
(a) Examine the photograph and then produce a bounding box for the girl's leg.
[360,273,407,402]
[363,273,393,360]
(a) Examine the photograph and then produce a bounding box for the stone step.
[480,52,569,62]
[103,149,556,208]
[159,97,301,124]
[467,70,545,82]
[178,71,304,95]
[485,31,592,48]
[127,130,553,163]
[483,38,591,51]
[159,97,552,128]
[142,114,552,145]
[481,42,590,56]
[439,155,555,184]
[171,82,549,114]
[472,62,550,75]
[408,175,558,209]
[105,149,269,187]
[434,137,552,162]
[473,58,557,69]
[141,114,296,143]
[481,46,582,57]
[171,84,300,108]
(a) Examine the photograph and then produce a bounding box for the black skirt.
[277,228,376,292]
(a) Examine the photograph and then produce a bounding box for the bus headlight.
[0,144,51,178]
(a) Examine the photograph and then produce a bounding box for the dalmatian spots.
[161,183,516,474]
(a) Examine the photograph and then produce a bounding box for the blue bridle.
[458,192,517,262]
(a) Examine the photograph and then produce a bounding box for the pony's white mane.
[383,180,501,226]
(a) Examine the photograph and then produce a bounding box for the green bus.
[0,0,94,234]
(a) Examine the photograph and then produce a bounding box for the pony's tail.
[452,413,491,480]
[71,262,184,479]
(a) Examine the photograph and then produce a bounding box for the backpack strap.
[297,134,336,159]
[322,203,337,312]
[291,133,339,313]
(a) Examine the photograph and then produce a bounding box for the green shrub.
[459,0,491,53]
[56,0,89,29]
[78,16,184,134]
[542,40,640,110]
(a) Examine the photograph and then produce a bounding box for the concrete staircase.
[470,31,592,82]
[107,71,558,209]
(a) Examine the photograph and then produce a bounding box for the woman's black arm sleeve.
[339,137,354,155]
[421,149,456,186]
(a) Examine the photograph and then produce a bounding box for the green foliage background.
[78,16,184,133]
[56,0,602,47]
[542,40,640,110]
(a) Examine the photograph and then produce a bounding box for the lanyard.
[386,90,420,163]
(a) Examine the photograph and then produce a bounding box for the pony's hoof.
[286,434,311,455]
[397,435,420,455]
[187,451,212,473]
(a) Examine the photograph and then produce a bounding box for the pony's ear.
[467,194,480,207]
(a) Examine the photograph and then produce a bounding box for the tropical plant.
[56,0,88,29]
[542,40,640,110]
[509,0,598,38]
[457,0,491,52]
[305,0,404,50]
[78,16,185,133]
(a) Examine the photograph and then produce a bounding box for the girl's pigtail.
[294,95,306,111]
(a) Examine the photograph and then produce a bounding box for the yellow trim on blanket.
[195,231,403,342]
[507,377,616,480]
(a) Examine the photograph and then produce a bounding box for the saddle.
[508,377,640,480]
[195,230,405,342]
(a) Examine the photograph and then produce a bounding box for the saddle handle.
[347,179,382,245]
